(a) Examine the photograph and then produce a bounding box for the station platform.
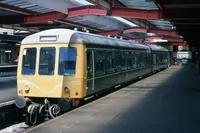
[27,64,200,133]
[0,76,16,105]
[0,65,17,77]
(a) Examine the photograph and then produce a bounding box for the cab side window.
[87,50,93,79]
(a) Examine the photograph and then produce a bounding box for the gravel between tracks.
[0,122,29,133]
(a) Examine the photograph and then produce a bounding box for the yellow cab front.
[17,43,86,99]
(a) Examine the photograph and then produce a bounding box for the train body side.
[85,45,152,96]
[148,45,169,72]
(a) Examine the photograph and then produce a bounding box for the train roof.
[21,28,168,52]
[147,44,169,52]
[21,28,151,50]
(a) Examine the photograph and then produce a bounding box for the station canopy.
[0,0,190,47]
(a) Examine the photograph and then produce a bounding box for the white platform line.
[0,100,15,108]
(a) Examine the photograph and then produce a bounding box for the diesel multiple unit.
[15,29,169,125]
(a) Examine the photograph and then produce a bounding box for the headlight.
[25,85,30,93]
[64,87,69,93]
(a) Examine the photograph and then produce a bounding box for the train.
[15,28,170,125]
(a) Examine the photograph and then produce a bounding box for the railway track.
[0,103,25,130]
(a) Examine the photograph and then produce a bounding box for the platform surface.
[0,76,16,103]
[27,65,200,133]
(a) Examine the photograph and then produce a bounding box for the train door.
[86,50,94,95]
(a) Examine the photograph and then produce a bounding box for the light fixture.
[64,87,69,93]
[25,85,30,93]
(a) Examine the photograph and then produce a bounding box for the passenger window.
[127,52,132,69]
[39,47,56,75]
[156,53,161,64]
[132,52,136,68]
[121,51,128,70]
[135,52,140,68]
[115,51,121,71]
[21,48,36,75]
[143,53,148,67]
[95,51,105,77]
[58,47,77,76]
[107,51,115,73]
[153,53,156,65]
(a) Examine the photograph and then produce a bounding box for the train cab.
[17,29,87,101]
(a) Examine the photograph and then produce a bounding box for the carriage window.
[135,52,140,68]
[58,47,77,76]
[115,51,121,71]
[22,48,36,75]
[132,52,136,68]
[107,51,115,73]
[127,52,132,69]
[95,51,105,76]
[39,47,56,75]
[153,54,156,65]
[121,51,127,70]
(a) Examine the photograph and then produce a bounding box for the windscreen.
[22,48,37,75]
[39,47,56,75]
[58,47,77,76]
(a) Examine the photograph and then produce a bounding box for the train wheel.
[49,104,60,118]
[38,104,46,123]
[25,104,39,125]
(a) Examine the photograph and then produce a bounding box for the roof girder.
[97,27,147,36]
[68,5,107,17]
[171,42,188,46]
[98,29,178,36]
[149,29,178,36]
[111,7,163,19]
[0,5,108,24]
